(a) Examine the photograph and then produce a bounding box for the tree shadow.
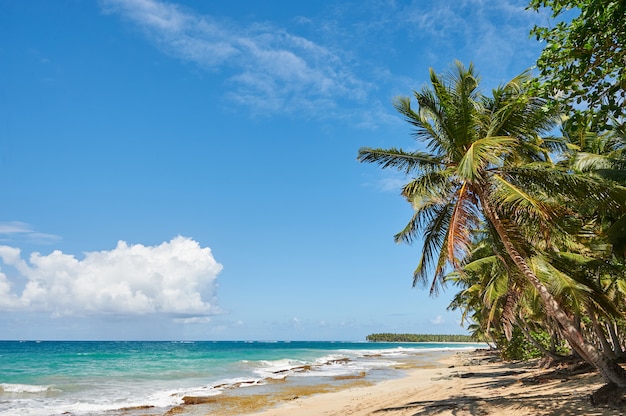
[373,392,622,416]
[373,368,623,416]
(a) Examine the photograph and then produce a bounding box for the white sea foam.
[0,390,183,416]
[242,351,399,380]
[0,383,57,394]
[250,358,309,379]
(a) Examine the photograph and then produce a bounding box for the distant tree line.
[366,333,475,343]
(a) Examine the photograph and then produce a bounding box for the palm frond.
[499,165,625,213]
[462,255,500,274]
[541,135,570,154]
[594,168,626,184]
[486,74,558,141]
[409,89,455,156]
[394,95,449,154]
[357,147,442,174]
[447,184,480,267]
[429,233,453,296]
[538,252,623,318]
[457,136,518,181]
[490,173,551,221]
[401,169,455,205]
[393,200,444,245]
[411,202,453,291]
[571,152,613,172]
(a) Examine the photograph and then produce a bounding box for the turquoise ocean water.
[0,340,485,416]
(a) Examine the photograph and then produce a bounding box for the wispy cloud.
[99,0,547,123]
[100,0,369,118]
[398,0,544,84]
[368,175,407,193]
[0,222,60,244]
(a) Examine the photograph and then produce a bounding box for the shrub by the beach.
[496,328,547,361]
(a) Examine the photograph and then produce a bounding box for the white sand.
[247,350,618,416]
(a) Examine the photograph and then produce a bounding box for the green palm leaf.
[457,136,518,181]
[357,147,442,174]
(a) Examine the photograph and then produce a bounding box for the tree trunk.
[588,304,617,359]
[606,321,624,358]
[480,194,626,387]
[550,330,562,356]
[550,331,557,354]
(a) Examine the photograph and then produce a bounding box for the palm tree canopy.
[358,61,563,294]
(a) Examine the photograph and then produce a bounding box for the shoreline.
[165,349,460,416]
[159,347,622,416]
[239,349,617,416]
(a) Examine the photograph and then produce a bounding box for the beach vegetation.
[497,327,556,361]
[357,61,626,394]
[365,333,475,343]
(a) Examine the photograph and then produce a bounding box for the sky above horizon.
[1,0,550,341]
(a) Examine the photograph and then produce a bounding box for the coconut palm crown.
[359,62,563,293]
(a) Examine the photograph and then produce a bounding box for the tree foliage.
[366,333,475,343]
[359,62,626,388]
[528,0,626,125]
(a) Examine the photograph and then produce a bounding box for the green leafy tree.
[528,0,626,125]
[358,62,626,387]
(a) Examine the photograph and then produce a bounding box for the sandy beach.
[240,350,621,416]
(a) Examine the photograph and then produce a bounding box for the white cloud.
[98,0,545,123]
[374,176,408,193]
[399,0,543,83]
[0,222,33,234]
[174,316,212,324]
[0,270,21,309]
[0,221,61,244]
[0,236,223,318]
[100,0,368,117]
[430,315,445,325]
[360,169,409,194]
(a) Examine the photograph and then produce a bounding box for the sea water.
[0,340,485,416]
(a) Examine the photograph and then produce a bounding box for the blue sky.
[0,0,548,341]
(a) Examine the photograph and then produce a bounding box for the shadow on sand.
[373,364,623,416]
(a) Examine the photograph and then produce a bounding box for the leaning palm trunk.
[481,194,626,386]
[607,321,625,358]
[588,304,617,359]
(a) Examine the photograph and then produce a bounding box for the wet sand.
[163,350,623,416]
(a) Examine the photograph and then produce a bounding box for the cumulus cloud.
[0,236,223,318]
[100,0,367,117]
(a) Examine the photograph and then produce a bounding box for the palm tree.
[358,62,626,386]
[446,234,560,360]
[561,116,626,258]
[558,117,626,357]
